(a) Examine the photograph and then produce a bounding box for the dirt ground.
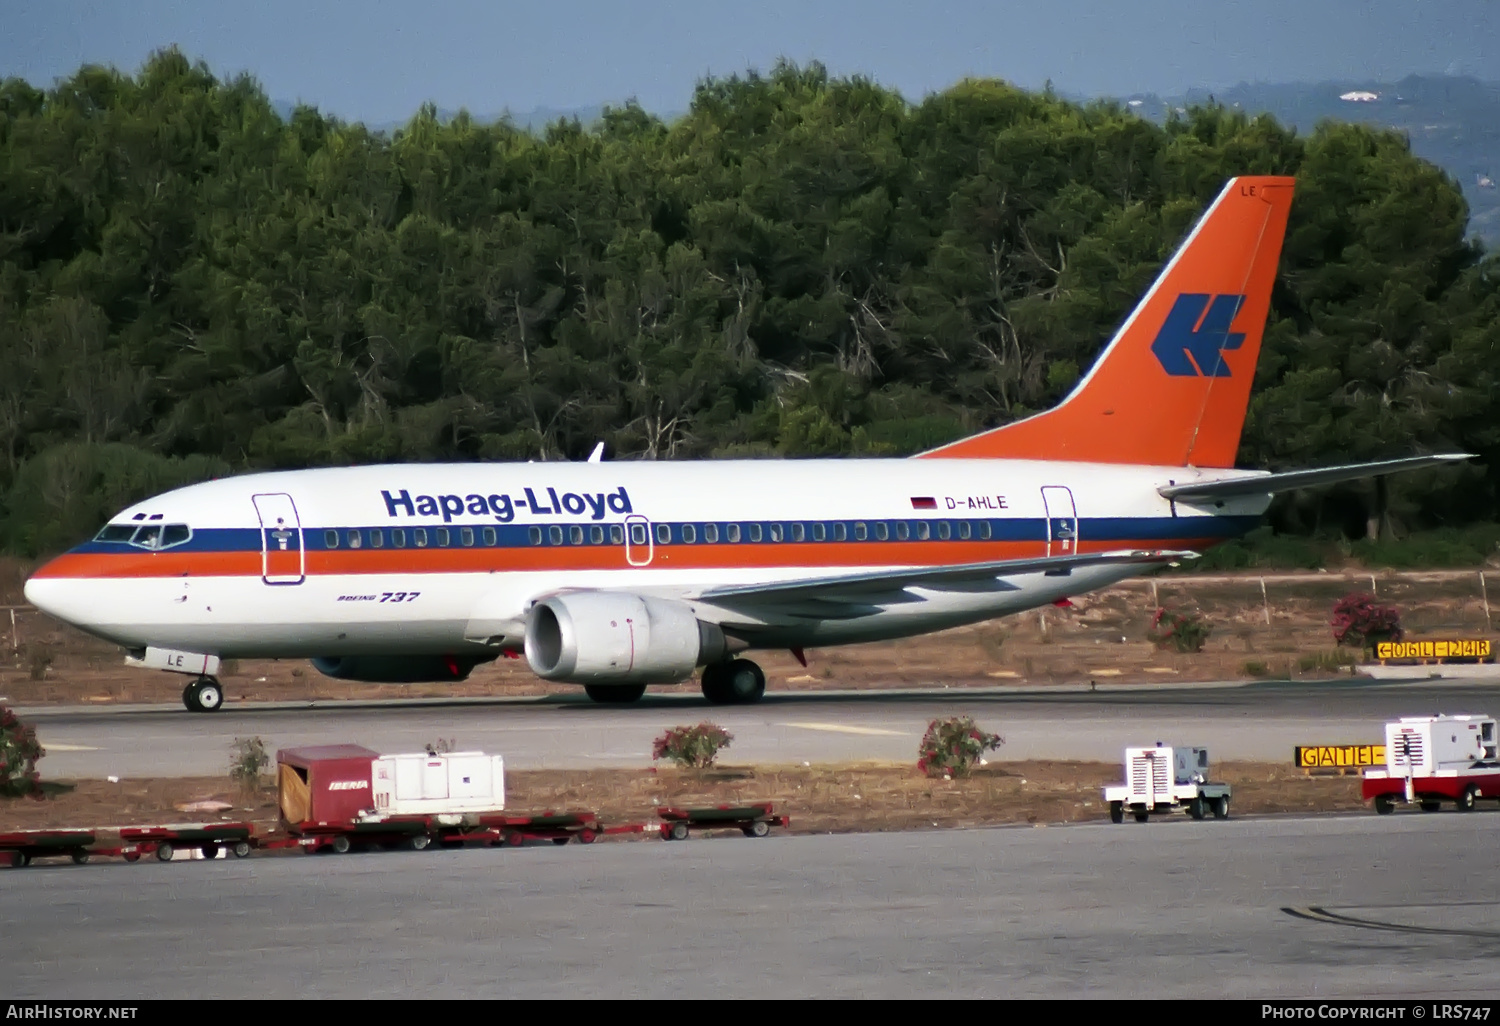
[0,761,1373,846]
[2,557,1496,706]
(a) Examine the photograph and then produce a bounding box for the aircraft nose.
[24,565,89,628]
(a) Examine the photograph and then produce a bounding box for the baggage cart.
[656,803,788,840]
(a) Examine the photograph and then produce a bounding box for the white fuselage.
[24,458,1267,659]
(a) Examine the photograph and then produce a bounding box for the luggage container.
[277,744,382,826]
[1102,743,1231,823]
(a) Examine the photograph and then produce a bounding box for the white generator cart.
[1361,715,1500,813]
[1103,744,1231,823]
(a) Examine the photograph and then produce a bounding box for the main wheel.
[10,851,31,868]
[583,684,646,704]
[702,659,766,705]
[1374,794,1396,815]
[155,842,175,862]
[1211,795,1230,820]
[669,822,690,841]
[1420,799,1442,812]
[576,828,597,845]
[745,820,771,838]
[330,835,351,854]
[232,841,252,858]
[1187,797,1205,820]
[552,836,570,846]
[1133,810,1149,823]
[70,850,90,865]
[1109,801,1124,824]
[1458,785,1479,812]
[408,834,431,852]
[183,677,224,713]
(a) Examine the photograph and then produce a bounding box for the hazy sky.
[5,1,1498,123]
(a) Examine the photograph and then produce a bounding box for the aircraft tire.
[583,684,647,704]
[183,677,224,713]
[702,659,765,705]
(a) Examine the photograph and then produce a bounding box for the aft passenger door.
[252,493,305,585]
[1040,486,1079,556]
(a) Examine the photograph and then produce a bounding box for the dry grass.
[0,761,1369,842]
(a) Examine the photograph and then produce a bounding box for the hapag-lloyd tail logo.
[1151,293,1247,378]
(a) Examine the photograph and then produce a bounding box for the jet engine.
[524,592,728,684]
[310,654,492,683]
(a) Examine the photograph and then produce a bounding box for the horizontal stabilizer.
[1159,454,1473,502]
[698,549,1195,606]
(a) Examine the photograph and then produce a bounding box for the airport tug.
[1103,743,1231,823]
[1361,714,1500,814]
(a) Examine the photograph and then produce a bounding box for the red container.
[277,745,380,826]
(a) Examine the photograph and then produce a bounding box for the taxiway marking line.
[779,722,909,736]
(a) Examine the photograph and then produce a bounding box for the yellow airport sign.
[1294,744,1386,769]
[1375,639,1491,661]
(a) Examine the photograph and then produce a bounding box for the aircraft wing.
[695,549,1194,617]
[1158,454,1473,503]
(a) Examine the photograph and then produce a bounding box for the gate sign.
[1375,639,1491,660]
[1294,745,1386,769]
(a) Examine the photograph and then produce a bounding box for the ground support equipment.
[288,816,436,854]
[120,823,257,861]
[656,803,788,840]
[1361,766,1500,814]
[0,829,103,867]
[1102,744,1231,823]
[454,812,607,847]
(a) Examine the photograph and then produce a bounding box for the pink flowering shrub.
[1146,607,1213,653]
[652,723,734,769]
[917,716,1003,779]
[1,705,45,800]
[1331,593,1403,649]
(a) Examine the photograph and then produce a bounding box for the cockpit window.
[98,523,194,550]
[132,525,164,549]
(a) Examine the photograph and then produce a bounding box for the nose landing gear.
[182,676,225,713]
[701,658,766,705]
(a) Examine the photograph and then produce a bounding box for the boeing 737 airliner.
[24,176,1468,711]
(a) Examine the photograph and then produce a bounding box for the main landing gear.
[182,676,224,713]
[701,659,766,706]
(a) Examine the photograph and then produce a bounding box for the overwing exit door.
[252,492,305,584]
[1040,486,1079,557]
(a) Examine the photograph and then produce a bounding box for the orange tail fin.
[918,176,1295,467]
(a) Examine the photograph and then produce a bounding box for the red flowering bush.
[1146,607,1213,653]
[652,722,734,769]
[1,705,45,800]
[917,716,1003,779]
[1331,593,1403,648]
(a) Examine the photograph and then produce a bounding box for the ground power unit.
[1362,714,1500,814]
[1103,743,1231,823]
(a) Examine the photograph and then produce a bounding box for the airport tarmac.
[6,811,1500,998]
[16,678,1500,778]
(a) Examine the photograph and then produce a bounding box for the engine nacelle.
[524,592,727,684]
[310,655,492,683]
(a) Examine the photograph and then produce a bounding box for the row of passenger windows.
[321,520,997,550]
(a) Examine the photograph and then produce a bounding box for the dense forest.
[1,50,1498,557]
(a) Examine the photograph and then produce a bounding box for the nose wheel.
[701,658,766,705]
[182,676,225,713]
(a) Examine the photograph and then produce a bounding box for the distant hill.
[271,74,1500,245]
[1105,75,1500,246]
